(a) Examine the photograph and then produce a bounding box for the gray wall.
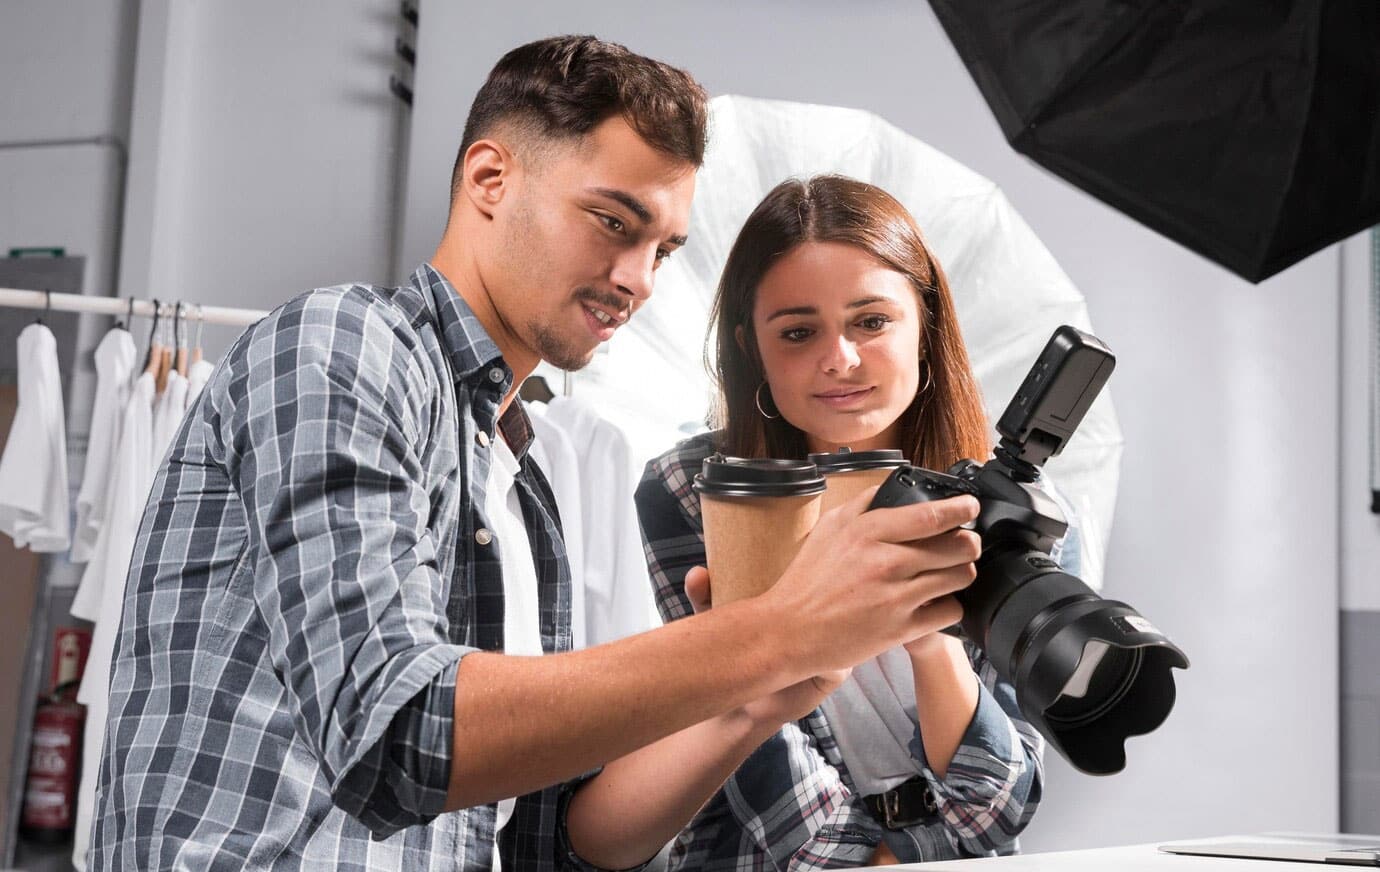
[401,1,1346,850]
[118,0,412,360]
[2,0,1374,849]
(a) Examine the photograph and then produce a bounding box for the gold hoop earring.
[755,382,781,419]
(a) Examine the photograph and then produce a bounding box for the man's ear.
[459,139,512,219]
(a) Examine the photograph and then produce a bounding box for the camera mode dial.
[868,465,977,512]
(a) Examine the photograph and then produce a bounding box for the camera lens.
[1045,643,1141,728]
[961,544,1189,775]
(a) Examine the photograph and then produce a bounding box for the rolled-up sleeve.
[215,291,477,837]
[909,658,1044,854]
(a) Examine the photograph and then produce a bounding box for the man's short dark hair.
[451,35,709,199]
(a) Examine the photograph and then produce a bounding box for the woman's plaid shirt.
[635,432,1050,869]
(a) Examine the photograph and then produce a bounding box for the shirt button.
[476,430,490,448]
[475,528,493,546]
[488,367,504,384]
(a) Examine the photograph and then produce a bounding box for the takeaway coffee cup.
[694,455,826,606]
[808,448,908,513]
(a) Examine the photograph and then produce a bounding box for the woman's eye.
[781,327,813,343]
[858,315,891,331]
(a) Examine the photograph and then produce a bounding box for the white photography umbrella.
[544,94,1123,588]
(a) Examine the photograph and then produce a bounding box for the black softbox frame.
[929,0,1380,283]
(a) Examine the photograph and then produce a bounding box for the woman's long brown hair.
[709,175,990,469]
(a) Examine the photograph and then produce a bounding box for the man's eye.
[600,214,625,233]
[655,249,672,263]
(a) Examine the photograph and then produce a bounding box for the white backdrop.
[402,2,1340,849]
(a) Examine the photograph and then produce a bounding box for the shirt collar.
[412,262,506,382]
[411,263,537,461]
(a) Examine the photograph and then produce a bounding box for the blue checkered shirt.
[91,265,598,870]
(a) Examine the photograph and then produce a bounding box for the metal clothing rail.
[0,287,268,328]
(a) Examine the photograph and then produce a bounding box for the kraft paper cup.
[694,456,826,606]
[808,448,908,514]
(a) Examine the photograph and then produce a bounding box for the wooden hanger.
[143,299,165,381]
[191,304,204,365]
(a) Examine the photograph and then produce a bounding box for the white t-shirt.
[71,328,138,563]
[0,322,70,552]
[526,404,587,650]
[819,648,928,797]
[485,431,544,865]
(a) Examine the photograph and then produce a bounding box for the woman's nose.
[821,334,861,374]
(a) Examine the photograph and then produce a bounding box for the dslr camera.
[869,325,1188,775]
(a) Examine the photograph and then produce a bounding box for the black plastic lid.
[693,455,827,498]
[807,447,907,473]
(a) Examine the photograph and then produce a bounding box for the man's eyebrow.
[590,187,653,223]
[590,187,688,246]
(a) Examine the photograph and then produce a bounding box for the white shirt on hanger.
[186,358,214,409]
[151,369,188,463]
[71,328,138,563]
[525,403,587,650]
[0,322,70,552]
[70,370,156,872]
[485,431,544,864]
[543,396,661,646]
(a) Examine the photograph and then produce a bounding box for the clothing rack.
[0,287,268,327]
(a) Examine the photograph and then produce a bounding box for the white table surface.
[875,835,1380,870]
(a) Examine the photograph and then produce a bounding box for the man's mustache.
[575,288,633,318]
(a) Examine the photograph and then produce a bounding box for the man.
[92,35,980,870]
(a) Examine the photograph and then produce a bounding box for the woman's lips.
[813,386,875,409]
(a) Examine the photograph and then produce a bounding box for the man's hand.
[761,486,980,679]
[683,566,847,726]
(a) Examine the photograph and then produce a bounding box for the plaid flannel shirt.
[635,433,1050,870]
[92,264,606,871]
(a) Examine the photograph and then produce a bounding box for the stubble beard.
[531,316,597,372]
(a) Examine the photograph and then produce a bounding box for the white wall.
[118,0,411,359]
[402,1,1341,849]
[1341,233,1380,613]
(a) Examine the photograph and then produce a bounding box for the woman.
[636,175,1072,867]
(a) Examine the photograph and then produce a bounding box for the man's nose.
[609,247,656,305]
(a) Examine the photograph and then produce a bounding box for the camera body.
[867,326,1188,776]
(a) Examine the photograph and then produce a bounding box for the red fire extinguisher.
[21,679,84,842]
[21,623,90,845]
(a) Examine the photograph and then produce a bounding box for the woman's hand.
[683,566,849,726]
